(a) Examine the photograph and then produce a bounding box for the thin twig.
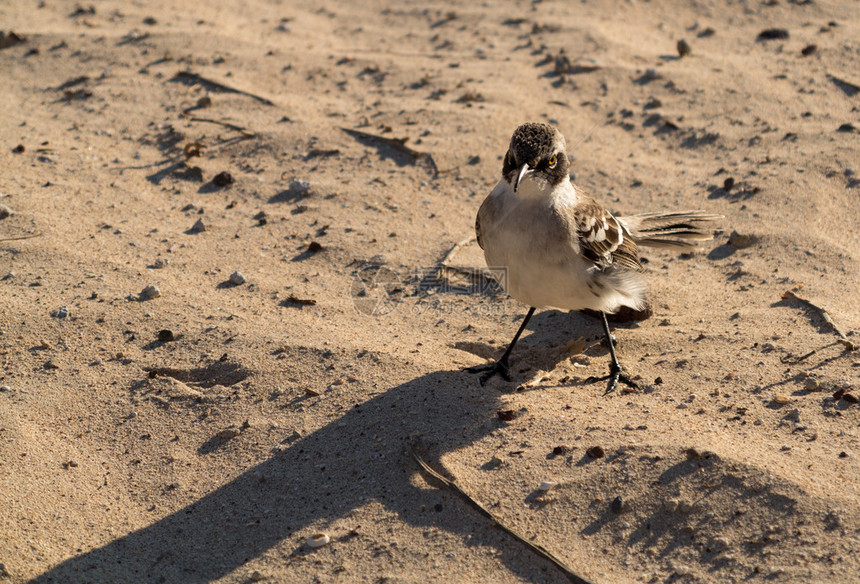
[439,236,475,266]
[0,232,42,242]
[407,441,597,584]
[781,290,857,362]
[173,71,275,106]
[187,117,256,138]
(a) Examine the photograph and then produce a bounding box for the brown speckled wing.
[573,196,641,271]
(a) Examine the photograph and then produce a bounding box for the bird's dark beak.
[513,163,531,192]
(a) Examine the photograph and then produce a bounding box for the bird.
[471,121,720,392]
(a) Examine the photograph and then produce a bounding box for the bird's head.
[502,122,570,195]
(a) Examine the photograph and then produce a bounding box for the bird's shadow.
[29,366,570,583]
[455,308,640,383]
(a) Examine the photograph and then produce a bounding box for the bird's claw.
[585,363,639,395]
[467,359,512,385]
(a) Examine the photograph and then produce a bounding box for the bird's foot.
[466,358,512,385]
[585,362,639,395]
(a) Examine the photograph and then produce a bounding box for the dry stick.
[437,237,499,288]
[173,71,276,106]
[440,236,475,266]
[781,290,857,362]
[407,442,597,584]
[0,232,42,242]
[187,117,256,138]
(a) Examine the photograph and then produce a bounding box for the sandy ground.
[1,0,859,582]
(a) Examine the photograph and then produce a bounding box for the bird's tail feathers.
[620,211,721,250]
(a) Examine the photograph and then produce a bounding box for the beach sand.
[1,0,858,582]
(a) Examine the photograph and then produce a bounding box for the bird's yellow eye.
[548,155,557,168]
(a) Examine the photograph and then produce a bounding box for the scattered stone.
[728,231,757,249]
[843,393,859,404]
[62,460,78,469]
[586,445,605,459]
[215,427,240,440]
[497,409,517,422]
[773,394,791,405]
[51,306,69,318]
[306,241,323,253]
[139,285,161,301]
[289,179,311,195]
[191,218,206,232]
[551,445,571,456]
[212,171,233,187]
[0,205,11,219]
[801,44,817,56]
[722,177,735,192]
[0,30,27,49]
[610,496,624,514]
[803,376,821,391]
[229,271,246,285]
[153,257,168,269]
[157,329,175,342]
[676,39,691,57]
[537,481,557,492]
[0,385,10,392]
[249,570,265,582]
[757,28,789,41]
[783,409,801,422]
[306,532,330,549]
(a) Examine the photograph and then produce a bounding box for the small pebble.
[757,28,789,41]
[191,218,206,232]
[497,409,517,422]
[215,427,240,440]
[551,445,571,456]
[51,306,69,318]
[139,285,161,300]
[586,445,605,459]
[537,481,557,492]
[157,329,175,342]
[0,385,10,392]
[290,179,311,194]
[306,532,330,548]
[212,171,233,187]
[676,39,691,57]
[803,376,820,391]
[153,257,168,269]
[843,393,859,404]
[0,205,11,219]
[729,231,757,249]
[229,271,246,285]
[610,496,624,514]
[773,394,791,405]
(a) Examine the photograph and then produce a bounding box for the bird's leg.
[467,307,536,384]
[584,311,639,394]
